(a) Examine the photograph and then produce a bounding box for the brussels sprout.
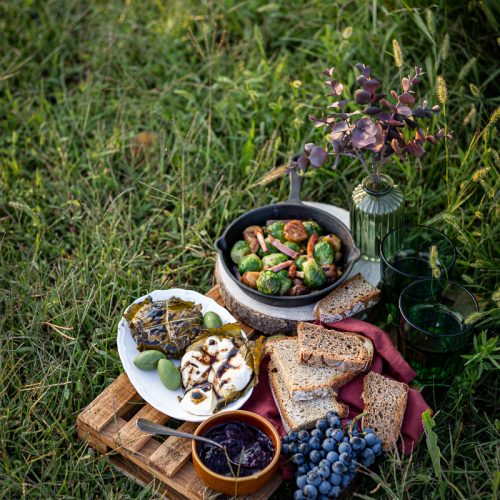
[303,220,323,237]
[230,240,251,264]
[238,254,262,274]
[283,241,301,254]
[262,253,288,269]
[257,237,278,257]
[313,241,334,265]
[303,258,327,289]
[295,255,307,271]
[278,274,293,295]
[320,234,342,253]
[256,270,282,295]
[267,221,286,242]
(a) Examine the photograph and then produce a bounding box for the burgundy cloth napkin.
[243,318,431,478]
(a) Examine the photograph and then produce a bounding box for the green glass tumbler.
[398,279,479,385]
[380,225,456,308]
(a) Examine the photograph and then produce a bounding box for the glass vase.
[350,174,404,261]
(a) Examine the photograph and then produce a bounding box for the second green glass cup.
[398,279,479,384]
[380,225,456,307]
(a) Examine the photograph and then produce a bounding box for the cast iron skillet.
[215,167,361,307]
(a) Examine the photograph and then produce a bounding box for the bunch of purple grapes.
[281,411,383,499]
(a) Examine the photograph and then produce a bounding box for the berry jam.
[198,421,274,477]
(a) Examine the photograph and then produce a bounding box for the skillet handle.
[287,155,305,204]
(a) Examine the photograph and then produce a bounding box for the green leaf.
[422,409,443,482]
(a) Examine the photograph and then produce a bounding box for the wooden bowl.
[192,410,281,496]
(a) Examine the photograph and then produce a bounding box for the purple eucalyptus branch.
[287,64,452,186]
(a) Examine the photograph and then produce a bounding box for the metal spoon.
[136,418,250,467]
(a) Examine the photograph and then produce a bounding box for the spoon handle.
[136,418,224,449]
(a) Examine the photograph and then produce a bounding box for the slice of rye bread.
[361,371,409,450]
[297,322,374,371]
[268,361,348,432]
[265,337,358,400]
[314,273,381,323]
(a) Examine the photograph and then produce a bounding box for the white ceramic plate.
[117,288,253,422]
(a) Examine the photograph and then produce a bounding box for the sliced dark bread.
[266,337,358,401]
[361,371,409,450]
[297,322,373,371]
[268,361,348,432]
[314,273,381,323]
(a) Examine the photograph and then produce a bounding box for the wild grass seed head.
[441,33,450,60]
[469,83,480,98]
[472,167,490,182]
[429,245,442,279]
[392,39,403,68]
[436,75,448,104]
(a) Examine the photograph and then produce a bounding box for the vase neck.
[362,174,394,197]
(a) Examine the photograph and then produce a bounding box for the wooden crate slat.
[147,421,198,478]
[114,404,169,452]
[108,454,189,500]
[78,373,141,432]
[181,462,220,499]
[98,418,196,498]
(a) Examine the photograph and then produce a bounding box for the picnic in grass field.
[1,0,499,498]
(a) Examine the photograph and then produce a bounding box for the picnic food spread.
[123,295,263,417]
[230,220,344,296]
[197,421,275,477]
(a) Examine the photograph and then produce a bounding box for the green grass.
[1,0,499,498]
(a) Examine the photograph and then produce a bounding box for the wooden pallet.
[76,286,283,499]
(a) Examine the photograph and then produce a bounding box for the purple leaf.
[354,89,371,104]
[355,63,365,72]
[405,140,425,157]
[380,98,397,112]
[309,146,329,168]
[364,79,380,93]
[396,104,413,116]
[332,82,343,95]
[399,92,415,105]
[363,65,372,77]
[364,106,381,115]
[357,75,367,87]
[297,155,310,170]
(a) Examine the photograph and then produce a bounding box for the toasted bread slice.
[266,337,358,401]
[314,273,381,323]
[297,322,373,371]
[361,372,409,450]
[268,361,348,432]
